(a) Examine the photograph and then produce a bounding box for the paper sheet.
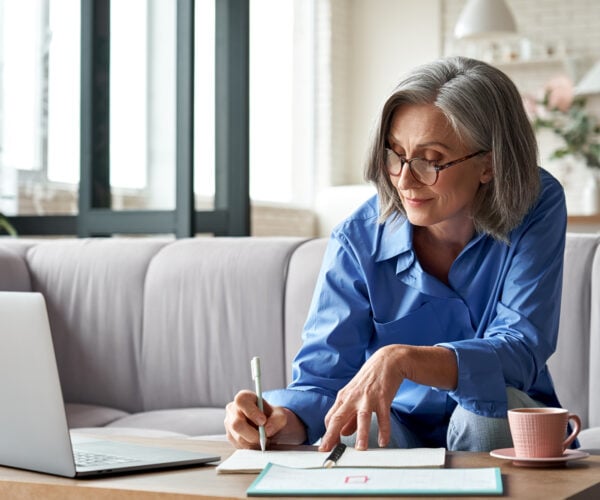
[217,447,445,473]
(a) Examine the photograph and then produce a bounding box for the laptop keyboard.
[74,450,138,468]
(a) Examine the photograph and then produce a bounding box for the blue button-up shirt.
[267,169,567,445]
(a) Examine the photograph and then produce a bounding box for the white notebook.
[217,447,445,474]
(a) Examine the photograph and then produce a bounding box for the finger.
[320,406,352,451]
[340,419,357,437]
[354,409,372,450]
[234,390,267,426]
[225,396,264,447]
[261,398,275,417]
[264,405,287,438]
[375,406,391,448]
[323,398,344,428]
[225,426,258,449]
[225,407,260,449]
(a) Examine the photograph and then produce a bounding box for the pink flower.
[522,93,539,120]
[544,74,574,112]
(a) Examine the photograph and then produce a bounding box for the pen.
[322,443,347,468]
[250,356,267,452]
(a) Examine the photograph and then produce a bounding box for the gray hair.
[365,56,540,242]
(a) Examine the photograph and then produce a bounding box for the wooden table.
[0,436,598,499]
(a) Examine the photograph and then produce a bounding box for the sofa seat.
[65,403,130,428]
[106,408,226,436]
[65,403,226,436]
[579,428,600,450]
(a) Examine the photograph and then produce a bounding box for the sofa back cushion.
[0,245,31,291]
[140,237,306,411]
[589,247,600,428]
[283,238,328,383]
[548,233,599,428]
[24,239,169,413]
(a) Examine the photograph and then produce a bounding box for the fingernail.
[356,440,365,450]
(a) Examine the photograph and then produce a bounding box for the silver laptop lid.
[0,292,77,477]
[0,291,221,478]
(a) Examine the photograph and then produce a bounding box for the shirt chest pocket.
[370,302,447,353]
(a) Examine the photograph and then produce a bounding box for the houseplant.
[525,75,600,168]
[524,75,600,213]
[0,212,17,236]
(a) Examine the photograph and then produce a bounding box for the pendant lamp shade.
[454,0,517,40]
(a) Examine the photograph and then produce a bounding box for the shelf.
[492,56,592,86]
[494,57,570,69]
[567,214,600,224]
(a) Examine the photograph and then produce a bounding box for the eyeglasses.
[385,149,488,186]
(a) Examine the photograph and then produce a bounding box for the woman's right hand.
[224,390,307,449]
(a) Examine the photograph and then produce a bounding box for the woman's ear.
[479,153,494,184]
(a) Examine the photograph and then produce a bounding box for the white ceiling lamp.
[454,0,517,40]
[575,61,600,96]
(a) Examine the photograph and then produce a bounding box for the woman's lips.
[403,196,432,207]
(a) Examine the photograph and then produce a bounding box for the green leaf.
[0,214,17,237]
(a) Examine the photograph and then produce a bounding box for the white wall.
[335,0,600,186]
[344,0,442,185]
[314,0,441,235]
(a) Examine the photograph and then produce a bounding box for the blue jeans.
[340,387,545,451]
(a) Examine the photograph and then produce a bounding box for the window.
[0,0,80,216]
[0,0,319,236]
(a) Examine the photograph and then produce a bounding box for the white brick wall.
[443,0,600,94]
[444,1,600,216]
[444,0,600,61]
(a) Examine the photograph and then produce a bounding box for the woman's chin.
[403,210,435,227]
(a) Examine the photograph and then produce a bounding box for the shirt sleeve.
[265,230,374,444]
[437,172,567,417]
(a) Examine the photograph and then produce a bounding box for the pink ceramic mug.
[507,407,581,458]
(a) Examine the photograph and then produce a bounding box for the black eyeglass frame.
[385,149,489,186]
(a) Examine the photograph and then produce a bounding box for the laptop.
[0,291,220,477]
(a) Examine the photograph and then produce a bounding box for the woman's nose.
[395,163,420,190]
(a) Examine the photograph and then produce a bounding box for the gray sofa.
[0,234,598,450]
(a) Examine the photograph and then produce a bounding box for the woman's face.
[387,103,492,231]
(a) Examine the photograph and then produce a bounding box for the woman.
[225,56,567,452]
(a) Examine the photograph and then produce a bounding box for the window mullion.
[79,0,110,237]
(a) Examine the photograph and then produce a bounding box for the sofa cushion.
[25,238,170,413]
[548,233,599,428]
[106,408,226,436]
[589,246,600,428]
[65,403,130,428]
[140,237,307,412]
[579,427,600,453]
[0,245,31,291]
[283,238,328,384]
[72,427,187,439]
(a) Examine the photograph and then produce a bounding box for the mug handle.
[563,413,581,450]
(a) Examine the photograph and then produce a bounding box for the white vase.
[547,156,599,215]
[582,171,600,215]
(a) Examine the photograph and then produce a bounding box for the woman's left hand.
[319,344,407,451]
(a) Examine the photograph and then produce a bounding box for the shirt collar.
[374,214,413,267]
[374,212,489,270]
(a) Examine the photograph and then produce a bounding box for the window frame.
[7,0,250,237]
